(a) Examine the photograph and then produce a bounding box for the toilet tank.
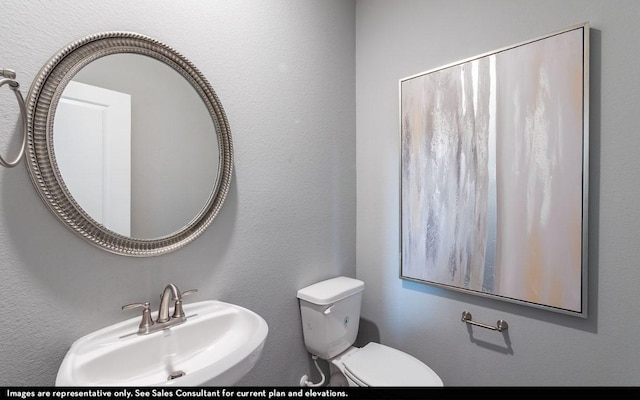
[297,276,364,360]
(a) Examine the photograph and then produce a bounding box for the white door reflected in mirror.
[55,81,132,236]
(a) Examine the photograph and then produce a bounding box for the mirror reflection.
[53,54,219,239]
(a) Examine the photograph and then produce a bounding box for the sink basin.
[56,300,268,386]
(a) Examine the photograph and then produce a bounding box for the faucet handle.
[172,289,198,319]
[122,301,154,333]
[122,301,150,311]
[180,289,198,298]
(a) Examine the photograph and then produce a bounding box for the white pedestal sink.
[56,300,268,386]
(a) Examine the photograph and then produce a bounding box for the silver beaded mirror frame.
[25,32,233,256]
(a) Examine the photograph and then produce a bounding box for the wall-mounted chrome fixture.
[0,68,26,168]
[461,311,508,332]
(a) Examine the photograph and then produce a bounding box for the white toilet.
[297,276,443,387]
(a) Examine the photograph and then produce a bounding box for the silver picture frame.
[399,22,589,317]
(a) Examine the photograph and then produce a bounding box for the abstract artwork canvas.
[400,23,589,317]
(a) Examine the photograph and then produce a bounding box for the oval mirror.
[25,32,233,256]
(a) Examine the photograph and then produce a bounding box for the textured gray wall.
[0,0,355,386]
[4,0,638,388]
[356,0,640,386]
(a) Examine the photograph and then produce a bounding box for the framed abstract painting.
[399,23,589,317]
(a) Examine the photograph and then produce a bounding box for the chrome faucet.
[157,283,181,323]
[122,284,198,335]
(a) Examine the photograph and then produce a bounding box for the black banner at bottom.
[3,387,639,400]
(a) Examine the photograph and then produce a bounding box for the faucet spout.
[157,284,181,323]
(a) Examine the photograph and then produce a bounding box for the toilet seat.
[341,342,443,387]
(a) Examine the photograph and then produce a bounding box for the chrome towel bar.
[461,311,508,332]
[0,68,27,168]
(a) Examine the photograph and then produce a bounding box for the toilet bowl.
[329,343,443,387]
[297,276,443,387]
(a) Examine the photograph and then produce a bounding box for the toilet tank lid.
[297,276,364,305]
